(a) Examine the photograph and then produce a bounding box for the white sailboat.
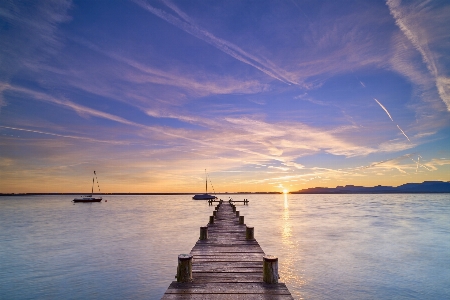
[192,170,217,200]
[73,171,103,203]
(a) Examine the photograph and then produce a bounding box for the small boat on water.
[193,170,217,200]
[73,171,103,203]
[73,195,102,203]
[192,193,217,200]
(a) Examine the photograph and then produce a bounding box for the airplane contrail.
[0,125,129,145]
[396,124,411,142]
[416,155,423,173]
[406,154,431,171]
[373,98,412,142]
[374,98,394,121]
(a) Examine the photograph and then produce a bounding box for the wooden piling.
[209,215,214,224]
[263,255,279,284]
[239,215,245,225]
[176,254,193,283]
[246,226,254,240]
[199,226,208,240]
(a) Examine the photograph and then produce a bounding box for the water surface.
[0,194,449,299]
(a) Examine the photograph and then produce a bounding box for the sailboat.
[73,171,103,203]
[192,170,217,200]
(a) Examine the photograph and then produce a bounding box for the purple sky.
[1,0,449,193]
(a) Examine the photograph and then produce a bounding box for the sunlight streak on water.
[280,193,306,299]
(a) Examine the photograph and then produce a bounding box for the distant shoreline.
[1,192,450,196]
[0,192,282,196]
[2,181,450,196]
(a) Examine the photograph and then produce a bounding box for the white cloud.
[386,0,450,111]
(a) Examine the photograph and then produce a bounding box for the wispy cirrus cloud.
[386,0,450,111]
[70,37,266,98]
[132,0,298,85]
[0,0,72,80]
[3,81,388,167]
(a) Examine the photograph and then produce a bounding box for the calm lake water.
[0,194,449,299]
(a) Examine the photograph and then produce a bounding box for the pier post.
[209,215,214,224]
[246,226,254,240]
[176,254,193,282]
[199,226,208,240]
[232,206,236,212]
[263,255,279,284]
[236,210,240,217]
[213,210,217,218]
[239,215,244,225]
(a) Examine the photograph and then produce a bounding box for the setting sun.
[283,189,289,194]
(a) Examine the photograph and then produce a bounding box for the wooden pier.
[162,201,293,299]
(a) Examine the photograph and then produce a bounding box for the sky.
[1,0,449,193]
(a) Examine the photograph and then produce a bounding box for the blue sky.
[1,0,449,193]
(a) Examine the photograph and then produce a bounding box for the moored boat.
[73,195,102,203]
[192,193,217,200]
[193,170,217,200]
[73,171,103,203]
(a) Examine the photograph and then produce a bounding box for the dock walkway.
[162,201,293,299]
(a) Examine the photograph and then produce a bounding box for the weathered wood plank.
[191,273,262,283]
[193,261,262,267]
[161,294,294,299]
[193,268,263,273]
[192,254,264,259]
[191,246,264,251]
[165,282,292,294]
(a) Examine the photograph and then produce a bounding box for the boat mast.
[205,169,207,194]
[94,171,100,194]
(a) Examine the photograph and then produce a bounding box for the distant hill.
[292,181,450,194]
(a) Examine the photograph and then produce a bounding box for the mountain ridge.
[292,181,450,194]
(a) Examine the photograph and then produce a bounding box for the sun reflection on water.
[280,193,306,299]
[282,193,291,238]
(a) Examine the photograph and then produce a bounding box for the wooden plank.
[193,257,264,262]
[193,268,263,273]
[161,294,294,299]
[191,273,263,283]
[193,254,264,257]
[193,261,262,267]
[191,249,264,253]
[165,282,292,294]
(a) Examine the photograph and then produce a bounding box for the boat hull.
[192,194,217,200]
[73,197,102,203]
